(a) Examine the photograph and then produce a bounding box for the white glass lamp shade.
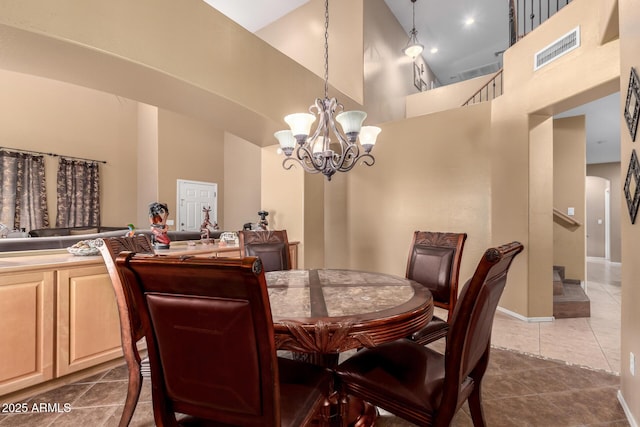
[403,42,424,58]
[284,113,316,142]
[336,111,367,142]
[359,126,381,153]
[274,130,296,156]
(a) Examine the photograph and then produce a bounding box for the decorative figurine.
[257,210,269,230]
[126,223,135,237]
[200,206,219,244]
[148,202,171,249]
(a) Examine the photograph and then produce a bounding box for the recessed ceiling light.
[465,17,475,26]
[430,47,438,54]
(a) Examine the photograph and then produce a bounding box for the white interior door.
[177,180,217,231]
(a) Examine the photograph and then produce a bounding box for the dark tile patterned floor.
[0,347,629,427]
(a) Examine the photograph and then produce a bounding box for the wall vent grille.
[534,26,580,71]
[457,62,501,81]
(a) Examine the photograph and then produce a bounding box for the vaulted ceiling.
[202,0,620,164]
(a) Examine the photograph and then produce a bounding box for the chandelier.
[403,0,423,58]
[274,0,381,181]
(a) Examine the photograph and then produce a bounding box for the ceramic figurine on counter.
[200,206,219,244]
[257,210,269,230]
[149,202,170,249]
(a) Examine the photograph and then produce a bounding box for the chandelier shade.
[275,0,381,181]
[403,0,423,58]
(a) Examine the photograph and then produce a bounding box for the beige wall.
[257,0,364,106]
[324,174,350,269]
[347,103,493,285]
[619,0,640,420]
[553,116,586,281]
[0,69,138,228]
[527,116,555,317]
[587,162,622,262]
[491,0,619,318]
[258,0,419,125]
[0,0,361,148]
[260,145,305,266]
[223,133,261,232]
[157,109,225,230]
[363,0,427,123]
[406,73,500,118]
[585,176,608,258]
[136,103,159,227]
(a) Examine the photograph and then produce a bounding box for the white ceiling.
[201,0,620,164]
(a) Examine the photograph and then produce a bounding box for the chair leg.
[318,396,332,427]
[468,348,490,427]
[337,390,350,427]
[118,362,143,427]
[468,383,486,427]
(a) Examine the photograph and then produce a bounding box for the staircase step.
[553,265,565,281]
[553,270,564,295]
[553,283,590,318]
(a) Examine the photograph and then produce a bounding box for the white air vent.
[534,26,580,71]
[457,62,501,81]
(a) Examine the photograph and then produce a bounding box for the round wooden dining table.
[265,269,434,427]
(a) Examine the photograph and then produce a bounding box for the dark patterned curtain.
[0,150,49,231]
[55,158,100,227]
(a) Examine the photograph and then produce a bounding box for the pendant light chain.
[323,0,330,99]
[412,0,416,31]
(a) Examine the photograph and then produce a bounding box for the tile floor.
[0,258,627,426]
[491,257,622,374]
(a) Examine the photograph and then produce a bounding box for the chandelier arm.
[325,97,358,172]
[332,142,359,171]
[282,156,321,174]
[295,143,321,168]
[339,153,376,173]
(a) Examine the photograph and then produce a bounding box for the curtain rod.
[0,146,107,164]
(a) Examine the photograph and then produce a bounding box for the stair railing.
[462,69,504,106]
[462,0,573,107]
[553,207,582,228]
[509,0,573,46]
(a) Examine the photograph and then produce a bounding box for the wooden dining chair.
[239,229,291,272]
[114,253,332,427]
[405,231,467,345]
[335,241,524,427]
[96,235,154,427]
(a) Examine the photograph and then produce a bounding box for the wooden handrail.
[553,208,582,227]
[462,69,504,106]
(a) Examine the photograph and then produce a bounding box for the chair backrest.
[239,230,291,272]
[97,235,155,345]
[441,241,523,410]
[114,254,283,427]
[405,231,467,317]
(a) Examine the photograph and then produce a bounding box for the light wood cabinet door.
[56,266,122,376]
[0,271,54,396]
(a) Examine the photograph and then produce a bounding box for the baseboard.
[497,306,554,323]
[617,390,639,427]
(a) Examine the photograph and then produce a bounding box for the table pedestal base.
[292,352,377,427]
[345,399,377,427]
